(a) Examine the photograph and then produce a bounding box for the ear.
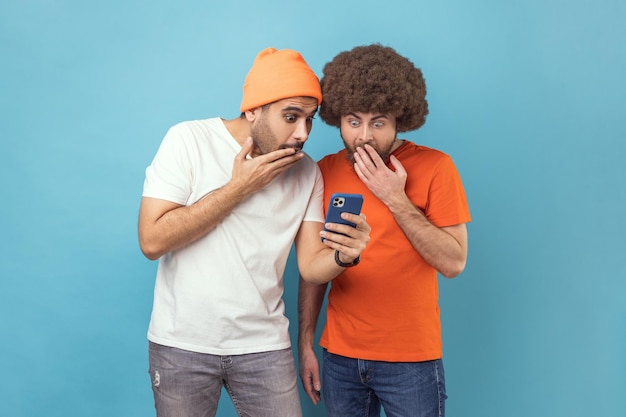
[244,107,261,122]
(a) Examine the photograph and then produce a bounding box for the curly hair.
[319,44,428,133]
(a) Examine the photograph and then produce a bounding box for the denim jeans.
[148,342,302,417]
[322,350,447,417]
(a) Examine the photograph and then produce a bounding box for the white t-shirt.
[142,117,324,355]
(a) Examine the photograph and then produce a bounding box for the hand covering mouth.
[280,143,304,152]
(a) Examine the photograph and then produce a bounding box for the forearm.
[298,248,350,284]
[139,181,249,259]
[295,219,367,284]
[298,277,327,351]
[387,194,467,278]
[295,219,370,284]
[298,276,326,404]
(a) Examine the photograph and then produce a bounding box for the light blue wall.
[1,1,624,416]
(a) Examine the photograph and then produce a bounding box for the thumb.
[312,373,321,391]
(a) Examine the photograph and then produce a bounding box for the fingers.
[353,148,372,175]
[299,353,322,405]
[335,212,370,234]
[320,213,371,256]
[354,146,407,202]
[320,219,365,242]
[264,146,303,163]
[302,371,321,404]
[363,143,385,166]
[353,160,368,183]
[340,212,370,233]
[389,155,406,176]
[354,144,384,172]
[256,148,304,177]
[237,137,303,165]
[233,139,304,191]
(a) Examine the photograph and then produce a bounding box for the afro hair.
[319,44,428,133]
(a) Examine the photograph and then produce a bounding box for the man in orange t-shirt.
[298,44,471,417]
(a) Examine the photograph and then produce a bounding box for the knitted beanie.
[240,47,322,112]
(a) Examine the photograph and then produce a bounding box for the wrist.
[334,250,360,268]
[385,192,413,213]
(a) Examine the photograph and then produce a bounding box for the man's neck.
[222,117,252,147]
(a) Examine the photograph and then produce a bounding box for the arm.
[138,137,305,260]
[297,277,327,405]
[384,202,467,278]
[354,144,468,278]
[293,215,370,284]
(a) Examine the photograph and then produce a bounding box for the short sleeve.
[302,162,325,223]
[426,155,471,227]
[142,124,193,205]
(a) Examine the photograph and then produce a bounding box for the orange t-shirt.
[318,141,471,362]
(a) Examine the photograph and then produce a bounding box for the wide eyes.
[347,119,385,128]
[284,114,316,123]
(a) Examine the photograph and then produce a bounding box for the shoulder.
[397,141,449,159]
[397,141,456,169]
[318,149,348,172]
[161,118,226,148]
[166,117,221,137]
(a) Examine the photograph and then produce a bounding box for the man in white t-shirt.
[138,47,371,417]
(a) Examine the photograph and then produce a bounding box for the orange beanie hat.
[240,47,322,112]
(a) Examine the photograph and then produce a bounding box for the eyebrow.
[282,106,318,117]
[347,112,389,120]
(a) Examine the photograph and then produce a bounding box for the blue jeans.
[148,342,302,417]
[322,350,447,417]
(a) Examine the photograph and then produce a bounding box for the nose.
[359,124,373,142]
[294,119,310,141]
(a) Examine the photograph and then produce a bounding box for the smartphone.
[322,193,363,240]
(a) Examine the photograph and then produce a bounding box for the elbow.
[299,269,331,285]
[139,235,165,261]
[142,249,162,261]
[440,259,466,279]
[140,244,162,261]
[300,274,328,285]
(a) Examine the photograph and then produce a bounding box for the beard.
[342,137,397,165]
[250,113,277,155]
[250,113,304,155]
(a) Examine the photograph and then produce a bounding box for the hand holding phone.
[322,193,363,240]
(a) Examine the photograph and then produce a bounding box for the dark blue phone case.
[322,193,363,239]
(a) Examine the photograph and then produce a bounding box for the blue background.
[1,1,624,416]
